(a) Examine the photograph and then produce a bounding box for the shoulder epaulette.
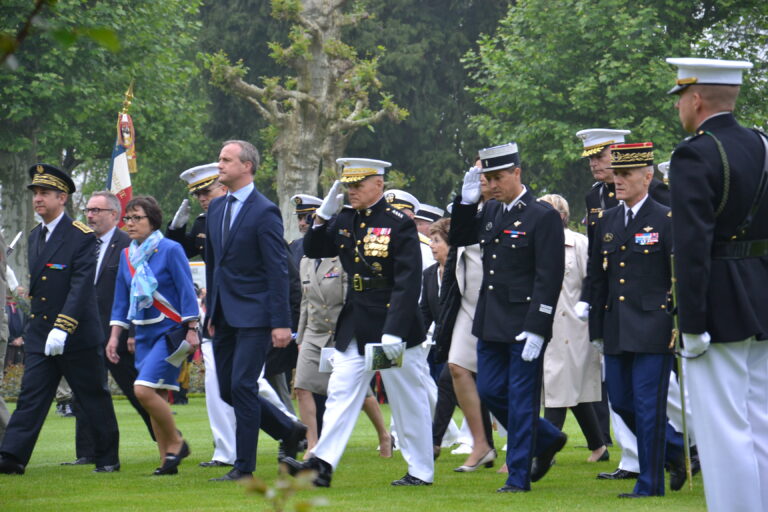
[591,181,602,189]
[73,220,94,234]
[197,212,206,219]
[418,233,431,245]
[385,207,405,220]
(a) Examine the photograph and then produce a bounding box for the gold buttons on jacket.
[360,222,366,228]
[619,296,625,302]
[644,249,649,254]
[492,254,497,259]
[43,315,48,320]
[488,285,494,290]
[620,245,626,251]
[495,238,499,243]
[42,276,47,281]
[41,297,47,301]
[620,262,626,267]
[30,314,35,319]
[490,270,495,275]
[661,304,666,309]
[619,279,625,285]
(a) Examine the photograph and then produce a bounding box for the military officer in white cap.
[414,204,445,237]
[666,56,767,512]
[282,158,433,487]
[288,194,322,269]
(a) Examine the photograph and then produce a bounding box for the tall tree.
[0,0,208,280]
[465,0,767,223]
[203,0,407,238]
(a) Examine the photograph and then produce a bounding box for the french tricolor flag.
[107,112,136,226]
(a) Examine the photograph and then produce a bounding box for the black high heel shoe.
[153,440,190,476]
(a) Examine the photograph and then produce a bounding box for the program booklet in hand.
[364,342,405,371]
[319,347,335,373]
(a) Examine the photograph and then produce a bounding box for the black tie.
[222,195,237,245]
[95,238,104,280]
[315,258,322,271]
[38,226,48,256]
[626,209,634,227]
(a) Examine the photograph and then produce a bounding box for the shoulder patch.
[385,207,405,220]
[591,181,601,189]
[73,220,94,234]
[418,233,431,245]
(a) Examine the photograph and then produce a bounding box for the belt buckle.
[353,274,363,292]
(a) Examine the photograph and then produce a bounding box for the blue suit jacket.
[205,187,291,329]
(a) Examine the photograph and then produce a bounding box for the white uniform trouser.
[258,370,297,422]
[202,340,237,464]
[666,372,695,445]
[391,343,461,448]
[313,343,434,483]
[685,337,768,512]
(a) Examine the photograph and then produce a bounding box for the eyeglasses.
[122,215,148,223]
[83,207,114,215]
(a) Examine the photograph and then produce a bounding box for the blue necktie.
[222,195,237,246]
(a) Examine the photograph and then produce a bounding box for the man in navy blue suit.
[205,140,304,481]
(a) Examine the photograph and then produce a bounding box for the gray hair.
[90,190,121,217]
[223,139,260,175]
[538,193,569,227]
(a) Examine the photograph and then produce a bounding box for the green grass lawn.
[0,398,706,511]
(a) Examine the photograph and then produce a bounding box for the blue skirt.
[134,317,182,391]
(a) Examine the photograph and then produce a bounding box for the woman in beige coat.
[538,194,607,463]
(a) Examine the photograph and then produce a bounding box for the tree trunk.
[0,141,39,290]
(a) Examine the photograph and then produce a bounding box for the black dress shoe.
[497,485,528,493]
[153,440,190,476]
[531,432,567,482]
[281,456,332,487]
[597,468,639,480]
[0,455,25,475]
[618,492,649,498]
[668,458,687,491]
[93,463,120,473]
[210,468,254,481]
[199,460,232,468]
[61,456,95,466]
[391,473,432,486]
[277,421,308,461]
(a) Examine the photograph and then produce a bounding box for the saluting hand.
[461,166,482,204]
[316,180,344,221]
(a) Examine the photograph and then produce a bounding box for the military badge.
[603,233,614,242]
[485,222,493,231]
[514,221,522,227]
[634,232,659,245]
[36,164,44,173]
[503,230,526,238]
[643,226,653,232]
[293,196,302,204]
[372,262,382,273]
[385,192,396,203]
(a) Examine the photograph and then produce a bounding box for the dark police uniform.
[0,188,119,472]
[299,193,433,484]
[450,189,565,491]
[166,213,207,260]
[588,197,683,496]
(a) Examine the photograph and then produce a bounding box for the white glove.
[460,166,482,204]
[170,199,190,230]
[316,180,345,220]
[574,301,590,321]
[44,328,68,356]
[591,338,604,354]
[381,333,404,361]
[681,332,711,358]
[517,331,544,361]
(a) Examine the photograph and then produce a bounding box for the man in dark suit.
[205,140,304,482]
[61,191,153,466]
[667,57,768,511]
[0,164,119,475]
[588,143,684,497]
[282,157,434,488]
[450,143,566,493]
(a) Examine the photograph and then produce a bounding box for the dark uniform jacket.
[670,112,768,343]
[588,198,673,355]
[166,213,206,260]
[303,195,425,354]
[26,214,102,354]
[450,190,565,342]
[420,262,440,333]
[95,228,132,351]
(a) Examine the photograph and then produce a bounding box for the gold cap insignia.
[36,164,44,173]
[385,192,396,203]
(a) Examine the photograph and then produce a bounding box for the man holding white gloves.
[449,143,566,493]
[281,157,433,488]
[0,164,119,475]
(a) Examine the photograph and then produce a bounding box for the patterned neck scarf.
[127,229,164,320]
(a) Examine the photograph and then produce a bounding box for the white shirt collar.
[100,226,117,245]
[42,210,65,236]
[504,185,527,211]
[622,193,648,219]
[228,182,254,203]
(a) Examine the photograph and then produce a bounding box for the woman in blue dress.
[107,195,200,475]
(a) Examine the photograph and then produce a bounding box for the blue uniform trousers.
[605,352,684,496]
[213,317,295,473]
[477,339,562,490]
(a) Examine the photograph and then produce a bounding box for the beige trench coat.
[542,228,602,407]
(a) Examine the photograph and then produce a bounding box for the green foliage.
[0,0,211,223]
[465,0,768,221]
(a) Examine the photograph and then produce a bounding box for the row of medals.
[363,234,390,257]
